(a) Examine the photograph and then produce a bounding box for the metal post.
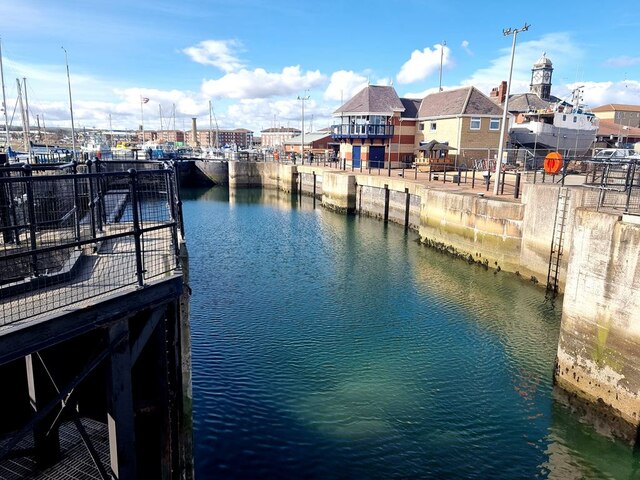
[128,169,145,287]
[625,160,636,213]
[86,160,97,239]
[514,172,521,198]
[493,24,529,195]
[404,187,410,230]
[383,184,390,224]
[72,160,81,243]
[501,170,506,195]
[23,165,39,277]
[165,167,180,266]
[313,171,317,208]
[472,167,476,189]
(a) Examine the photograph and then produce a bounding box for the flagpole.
[141,97,145,145]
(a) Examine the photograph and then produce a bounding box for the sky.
[0,0,638,137]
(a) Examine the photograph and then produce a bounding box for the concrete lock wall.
[194,161,229,185]
[555,209,640,444]
[322,172,356,213]
[228,162,298,191]
[418,189,524,272]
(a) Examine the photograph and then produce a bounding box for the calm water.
[184,187,639,480]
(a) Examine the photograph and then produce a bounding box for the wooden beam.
[107,320,137,480]
[130,307,164,365]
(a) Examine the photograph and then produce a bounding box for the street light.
[493,23,529,195]
[297,91,310,163]
[62,46,77,161]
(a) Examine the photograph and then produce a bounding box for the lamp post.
[438,40,446,92]
[493,23,529,195]
[62,47,77,161]
[297,91,310,162]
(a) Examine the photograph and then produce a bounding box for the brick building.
[260,127,301,148]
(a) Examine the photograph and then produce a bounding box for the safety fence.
[0,159,184,324]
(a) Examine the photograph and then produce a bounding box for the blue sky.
[0,0,638,136]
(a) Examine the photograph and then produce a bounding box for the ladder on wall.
[546,187,570,297]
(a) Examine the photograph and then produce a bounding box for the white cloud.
[461,40,473,56]
[202,66,326,100]
[182,39,245,73]
[567,80,640,108]
[604,56,640,68]
[396,44,450,85]
[461,32,583,95]
[323,70,368,102]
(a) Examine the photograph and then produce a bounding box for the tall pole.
[297,91,309,160]
[23,78,31,157]
[0,38,9,149]
[439,41,446,92]
[493,23,529,195]
[208,100,213,148]
[140,98,145,145]
[62,47,77,161]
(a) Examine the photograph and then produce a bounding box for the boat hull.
[509,125,596,154]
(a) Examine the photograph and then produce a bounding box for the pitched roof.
[417,87,503,118]
[334,85,405,115]
[400,98,421,118]
[592,104,640,113]
[507,93,564,113]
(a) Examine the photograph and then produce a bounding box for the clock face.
[543,71,551,82]
[532,71,542,82]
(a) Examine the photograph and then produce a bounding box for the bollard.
[404,187,410,230]
[472,167,476,189]
[514,172,521,199]
[313,171,317,208]
[500,170,506,195]
[383,184,390,224]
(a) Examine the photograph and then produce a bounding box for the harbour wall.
[554,210,640,444]
[190,160,640,442]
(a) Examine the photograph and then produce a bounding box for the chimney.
[191,117,199,147]
[489,81,508,105]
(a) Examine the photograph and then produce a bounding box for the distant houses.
[330,52,639,169]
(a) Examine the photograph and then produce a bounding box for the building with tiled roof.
[594,119,640,149]
[415,86,504,166]
[331,85,418,168]
[592,104,640,128]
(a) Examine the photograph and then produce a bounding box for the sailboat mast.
[208,100,213,148]
[0,39,9,149]
[16,79,29,157]
[159,104,164,142]
[23,78,32,158]
[62,47,77,161]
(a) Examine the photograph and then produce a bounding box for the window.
[419,123,424,131]
[430,122,437,131]
[573,116,577,123]
[490,118,500,130]
[470,117,481,130]
[562,114,567,121]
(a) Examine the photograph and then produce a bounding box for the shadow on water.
[184,186,640,480]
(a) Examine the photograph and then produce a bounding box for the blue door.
[369,146,385,168]
[352,146,361,168]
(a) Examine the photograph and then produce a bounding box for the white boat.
[509,88,598,156]
[81,135,111,159]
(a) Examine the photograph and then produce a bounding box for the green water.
[184,187,639,479]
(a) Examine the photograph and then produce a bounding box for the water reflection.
[184,186,639,479]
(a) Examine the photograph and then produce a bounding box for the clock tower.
[530,52,553,100]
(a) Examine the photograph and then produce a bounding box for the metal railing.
[331,124,394,139]
[0,159,184,324]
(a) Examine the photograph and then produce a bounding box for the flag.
[141,97,149,104]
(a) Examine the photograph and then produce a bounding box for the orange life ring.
[544,152,563,174]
